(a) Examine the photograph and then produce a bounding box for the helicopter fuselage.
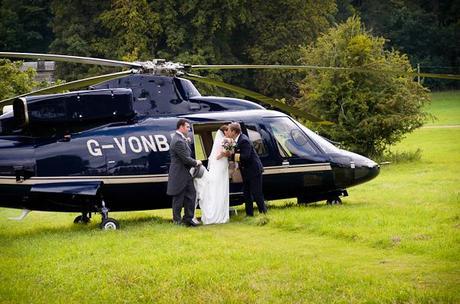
[0,109,379,213]
[0,74,379,215]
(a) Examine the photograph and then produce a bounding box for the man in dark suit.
[167,119,202,226]
[228,123,267,216]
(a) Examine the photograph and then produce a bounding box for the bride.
[194,125,231,224]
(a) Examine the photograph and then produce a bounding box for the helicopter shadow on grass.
[0,214,172,240]
[225,200,348,223]
[0,199,372,239]
[266,200,331,211]
[265,199,371,212]
[118,214,172,228]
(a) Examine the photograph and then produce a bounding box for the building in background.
[21,61,55,83]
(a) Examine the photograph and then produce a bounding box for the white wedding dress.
[194,130,229,224]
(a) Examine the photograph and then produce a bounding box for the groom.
[228,123,267,216]
[167,119,202,226]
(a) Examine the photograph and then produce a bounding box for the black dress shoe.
[185,221,199,227]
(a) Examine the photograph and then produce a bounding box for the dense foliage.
[45,0,337,97]
[0,59,37,101]
[1,0,456,89]
[99,0,161,62]
[0,0,53,53]
[351,0,459,90]
[296,17,430,156]
[49,1,111,80]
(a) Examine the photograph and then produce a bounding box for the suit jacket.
[167,133,198,196]
[234,133,263,179]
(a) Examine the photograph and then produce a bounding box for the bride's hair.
[219,124,229,133]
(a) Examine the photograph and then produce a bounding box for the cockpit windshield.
[265,117,321,158]
[292,120,341,154]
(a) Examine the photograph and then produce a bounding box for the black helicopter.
[0,52,456,229]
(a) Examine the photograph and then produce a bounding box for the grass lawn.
[0,91,459,303]
[426,90,460,126]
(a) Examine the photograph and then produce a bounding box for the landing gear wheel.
[101,218,119,230]
[98,199,119,230]
[327,197,342,205]
[74,214,90,224]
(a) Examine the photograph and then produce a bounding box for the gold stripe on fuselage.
[263,163,331,175]
[0,163,331,185]
[0,175,169,185]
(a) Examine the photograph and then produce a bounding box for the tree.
[0,0,53,52]
[151,0,337,98]
[45,0,338,99]
[241,0,337,103]
[351,0,460,89]
[296,16,430,157]
[98,0,161,62]
[0,59,36,101]
[49,0,111,80]
[152,0,254,95]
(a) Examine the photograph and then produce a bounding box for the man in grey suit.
[167,119,202,226]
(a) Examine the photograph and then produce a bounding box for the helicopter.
[0,52,457,229]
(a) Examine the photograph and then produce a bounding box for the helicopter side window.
[175,78,201,99]
[266,117,320,158]
[245,124,268,157]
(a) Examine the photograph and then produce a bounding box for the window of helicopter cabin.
[175,78,201,99]
[245,124,269,157]
[265,117,320,158]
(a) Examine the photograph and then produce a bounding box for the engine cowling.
[13,88,135,128]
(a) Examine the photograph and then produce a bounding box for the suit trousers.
[243,173,267,216]
[172,179,196,223]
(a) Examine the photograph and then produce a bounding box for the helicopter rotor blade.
[0,69,137,109]
[0,52,142,68]
[183,73,331,124]
[190,64,460,81]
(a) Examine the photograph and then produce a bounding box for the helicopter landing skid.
[98,199,119,230]
[9,209,31,221]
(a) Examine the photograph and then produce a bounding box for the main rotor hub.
[135,59,188,76]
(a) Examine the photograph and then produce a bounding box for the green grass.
[425,90,460,126]
[0,91,459,303]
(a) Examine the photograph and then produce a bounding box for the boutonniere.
[185,137,192,143]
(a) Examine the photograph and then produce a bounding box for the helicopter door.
[191,122,244,199]
[263,117,333,197]
[240,122,275,167]
[191,122,232,167]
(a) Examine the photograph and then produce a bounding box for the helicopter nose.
[353,160,380,184]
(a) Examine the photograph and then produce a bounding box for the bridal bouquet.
[222,138,237,153]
